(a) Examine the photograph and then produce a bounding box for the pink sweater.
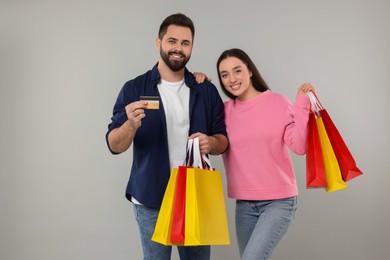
[222,90,310,200]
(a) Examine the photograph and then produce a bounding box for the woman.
[216,48,315,259]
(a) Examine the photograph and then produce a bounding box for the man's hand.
[188,132,228,155]
[107,100,148,154]
[125,100,148,130]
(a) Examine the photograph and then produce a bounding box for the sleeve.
[208,82,227,136]
[105,81,136,153]
[283,94,311,155]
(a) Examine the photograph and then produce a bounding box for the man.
[106,13,228,260]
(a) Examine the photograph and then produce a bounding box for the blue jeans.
[235,197,297,260]
[132,204,210,260]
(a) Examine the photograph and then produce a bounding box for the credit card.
[140,96,160,109]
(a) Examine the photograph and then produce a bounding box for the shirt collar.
[151,63,196,88]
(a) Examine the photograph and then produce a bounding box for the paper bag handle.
[191,137,214,170]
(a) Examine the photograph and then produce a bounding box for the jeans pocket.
[285,196,298,219]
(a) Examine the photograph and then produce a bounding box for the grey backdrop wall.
[1,0,389,259]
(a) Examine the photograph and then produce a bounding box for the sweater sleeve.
[283,94,311,155]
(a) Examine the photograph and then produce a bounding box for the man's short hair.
[158,13,195,40]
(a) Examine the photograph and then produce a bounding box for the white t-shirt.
[157,79,190,170]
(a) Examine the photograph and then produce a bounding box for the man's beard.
[160,47,190,72]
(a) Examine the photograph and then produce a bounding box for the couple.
[106,13,315,260]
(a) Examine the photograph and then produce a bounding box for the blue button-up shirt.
[106,64,227,208]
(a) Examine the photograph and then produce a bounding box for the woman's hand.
[298,82,315,95]
[193,72,212,84]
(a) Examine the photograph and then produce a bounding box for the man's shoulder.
[184,69,217,88]
[122,67,158,90]
[190,77,218,92]
[195,79,217,88]
[128,68,154,83]
[192,81,221,103]
[124,64,158,84]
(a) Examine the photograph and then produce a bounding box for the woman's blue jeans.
[235,197,297,260]
[132,204,210,260]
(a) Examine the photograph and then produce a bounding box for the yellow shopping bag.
[317,117,348,192]
[152,137,230,246]
[151,168,179,246]
[184,167,230,245]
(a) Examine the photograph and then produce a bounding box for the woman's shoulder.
[224,99,234,106]
[223,99,234,115]
[266,90,290,104]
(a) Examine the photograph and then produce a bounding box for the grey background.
[1,0,389,259]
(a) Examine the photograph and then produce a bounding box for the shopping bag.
[310,92,362,182]
[306,111,327,188]
[320,109,362,181]
[307,92,347,192]
[316,116,348,192]
[184,138,230,245]
[170,165,187,244]
[185,167,231,245]
[151,167,179,245]
[152,139,197,245]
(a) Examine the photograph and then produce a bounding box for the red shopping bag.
[170,139,195,244]
[307,92,348,192]
[306,112,327,188]
[170,166,187,244]
[310,92,363,182]
[319,109,362,181]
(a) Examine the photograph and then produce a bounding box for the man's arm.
[209,133,229,155]
[107,100,147,154]
[107,122,137,154]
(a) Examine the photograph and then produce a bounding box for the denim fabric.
[235,197,297,260]
[133,204,210,260]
